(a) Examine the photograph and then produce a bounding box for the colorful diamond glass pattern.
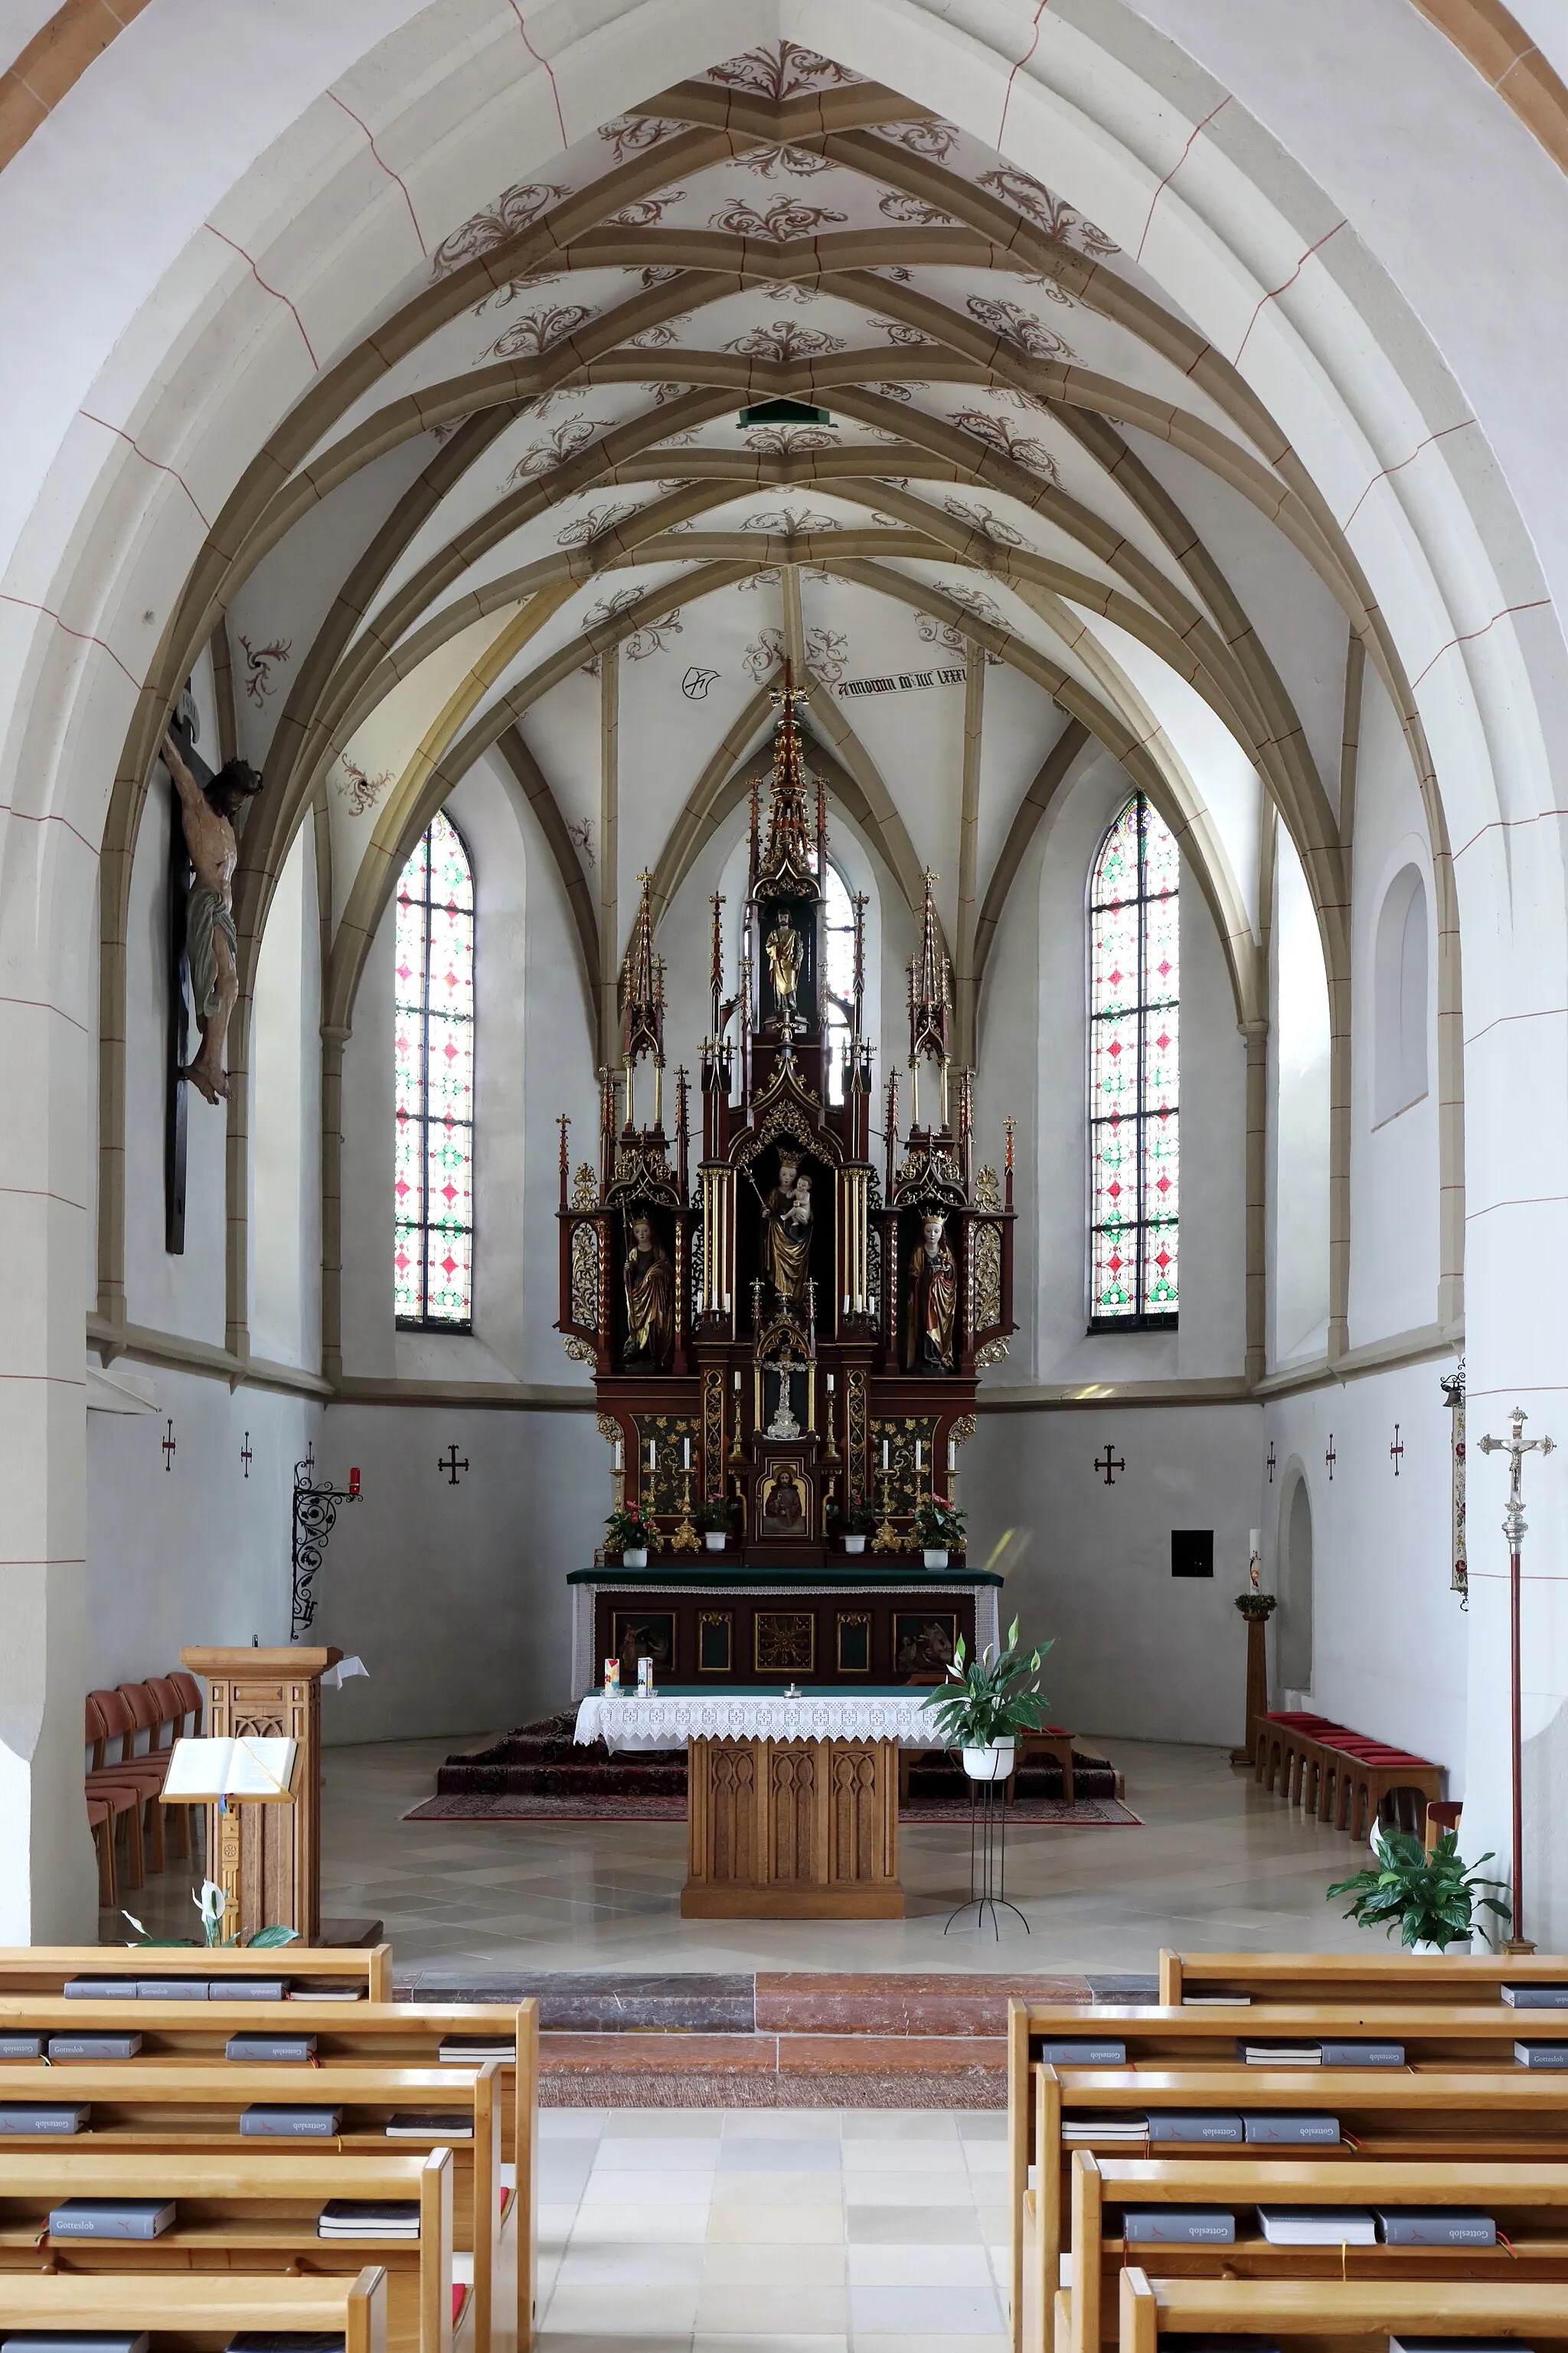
[393,809,475,1325]
[1089,793,1179,1322]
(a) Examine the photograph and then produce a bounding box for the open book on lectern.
[161,1735,297,1801]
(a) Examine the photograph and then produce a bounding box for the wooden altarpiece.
[557,679,1017,1567]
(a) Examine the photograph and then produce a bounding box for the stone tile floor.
[317,1731,1374,1976]
[535,2104,1011,2353]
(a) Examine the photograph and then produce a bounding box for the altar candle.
[648,1439,657,1470]
[683,1436,691,1470]
[1248,1528,1262,1590]
[914,1440,923,1472]
[948,1438,956,1473]
[733,1370,741,1392]
[881,1438,890,1470]
[614,1438,623,1471]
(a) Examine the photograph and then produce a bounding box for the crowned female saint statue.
[905,1209,957,1372]
[760,1155,813,1305]
[622,1210,674,1370]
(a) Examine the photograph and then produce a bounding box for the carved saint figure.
[761,1155,813,1304]
[622,1211,673,1369]
[764,908,802,1021]
[163,731,263,1104]
[905,1210,957,1372]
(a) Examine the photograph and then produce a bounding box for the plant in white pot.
[913,1495,965,1569]
[1326,1822,1511,1951]
[828,1499,877,1555]
[605,1505,657,1568]
[697,1495,732,1553]
[919,1618,1054,1780]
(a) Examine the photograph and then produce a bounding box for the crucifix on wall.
[160,701,262,1253]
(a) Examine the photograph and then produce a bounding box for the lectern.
[180,1646,340,1941]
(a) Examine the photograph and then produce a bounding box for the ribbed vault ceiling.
[173,35,1393,1051]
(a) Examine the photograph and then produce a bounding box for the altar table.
[573,1688,947,1919]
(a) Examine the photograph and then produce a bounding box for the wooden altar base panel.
[682,1734,906,1920]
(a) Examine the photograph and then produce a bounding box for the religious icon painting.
[893,1612,959,1679]
[754,1610,815,1675]
[836,1612,872,1674]
[697,1611,733,1675]
[759,1466,809,1536]
[611,1612,675,1681]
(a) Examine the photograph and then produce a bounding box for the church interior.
[7,0,1568,2346]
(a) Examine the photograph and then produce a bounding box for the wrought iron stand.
[946,1769,1030,1938]
[291,1446,361,1639]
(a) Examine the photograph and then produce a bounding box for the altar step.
[436,1711,1121,1805]
[394,1969,1120,2107]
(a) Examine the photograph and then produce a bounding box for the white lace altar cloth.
[573,1688,949,1750]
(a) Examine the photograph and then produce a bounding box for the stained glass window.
[1088,792,1178,1327]
[394,810,475,1328]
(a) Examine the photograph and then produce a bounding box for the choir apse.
[556,678,1018,1573]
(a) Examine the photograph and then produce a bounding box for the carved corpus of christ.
[162,730,262,1105]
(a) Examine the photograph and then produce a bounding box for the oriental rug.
[402,1789,1140,1825]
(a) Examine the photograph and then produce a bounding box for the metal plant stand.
[946,1770,1030,1937]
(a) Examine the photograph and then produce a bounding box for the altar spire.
[756,668,818,900]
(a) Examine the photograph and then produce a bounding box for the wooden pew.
[0,1996,539,2345]
[0,2148,453,2353]
[0,1946,393,2000]
[1114,2266,1568,2351]
[0,2264,388,2353]
[0,2061,518,2353]
[1018,2061,1568,2353]
[1158,1944,1568,2005]
[1067,2153,1568,2351]
[1009,1995,1568,2351]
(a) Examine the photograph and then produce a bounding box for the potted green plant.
[121,1883,298,1949]
[697,1495,732,1553]
[913,1495,965,1568]
[605,1505,657,1567]
[919,1618,1054,1779]
[1326,1823,1511,1951]
[829,1499,877,1555]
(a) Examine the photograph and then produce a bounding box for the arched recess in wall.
[1276,1469,1315,1695]
[1374,864,1430,1129]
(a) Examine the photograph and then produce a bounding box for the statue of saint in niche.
[621,1211,673,1369]
[163,730,262,1105]
[760,1153,813,1306]
[764,908,803,1024]
[905,1209,957,1372]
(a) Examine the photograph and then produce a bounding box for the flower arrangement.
[920,1618,1053,1750]
[121,1881,298,1950]
[1326,1823,1511,1949]
[605,1505,658,1556]
[828,1499,878,1537]
[1234,1591,1278,1623]
[913,1496,966,1551]
[696,1495,733,1533]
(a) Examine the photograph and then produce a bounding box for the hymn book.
[162,1736,296,1800]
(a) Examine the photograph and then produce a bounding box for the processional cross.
[1478,1405,1556,1952]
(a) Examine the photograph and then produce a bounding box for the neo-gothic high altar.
[557,678,1017,1566]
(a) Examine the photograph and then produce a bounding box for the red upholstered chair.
[168,1668,204,1735]
[144,1675,194,1860]
[86,1793,116,1907]
[84,1695,145,1894]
